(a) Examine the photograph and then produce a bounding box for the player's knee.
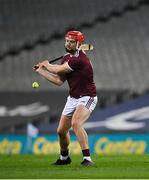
[57,128,66,137]
[71,121,80,131]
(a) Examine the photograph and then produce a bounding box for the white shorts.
[62,96,98,116]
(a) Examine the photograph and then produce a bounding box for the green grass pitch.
[0,154,149,179]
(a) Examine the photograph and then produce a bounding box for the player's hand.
[33,63,44,72]
[33,64,39,70]
[33,60,49,72]
[40,60,50,67]
[33,63,40,71]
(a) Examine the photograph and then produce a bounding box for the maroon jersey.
[61,50,96,98]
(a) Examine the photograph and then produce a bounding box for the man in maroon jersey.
[33,31,98,166]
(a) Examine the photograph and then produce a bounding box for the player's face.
[65,38,77,53]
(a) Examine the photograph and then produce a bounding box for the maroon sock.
[60,150,69,156]
[82,149,90,157]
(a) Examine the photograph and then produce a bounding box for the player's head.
[65,30,85,54]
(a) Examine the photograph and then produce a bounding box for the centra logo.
[95,137,146,155]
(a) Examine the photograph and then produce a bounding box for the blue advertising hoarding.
[0,134,149,155]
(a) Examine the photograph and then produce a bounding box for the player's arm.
[39,60,72,74]
[33,65,66,86]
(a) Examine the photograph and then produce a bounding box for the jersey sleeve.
[68,58,83,70]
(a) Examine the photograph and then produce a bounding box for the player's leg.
[71,105,90,149]
[53,114,72,165]
[57,114,72,152]
[53,96,76,165]
[71,96,97,166]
